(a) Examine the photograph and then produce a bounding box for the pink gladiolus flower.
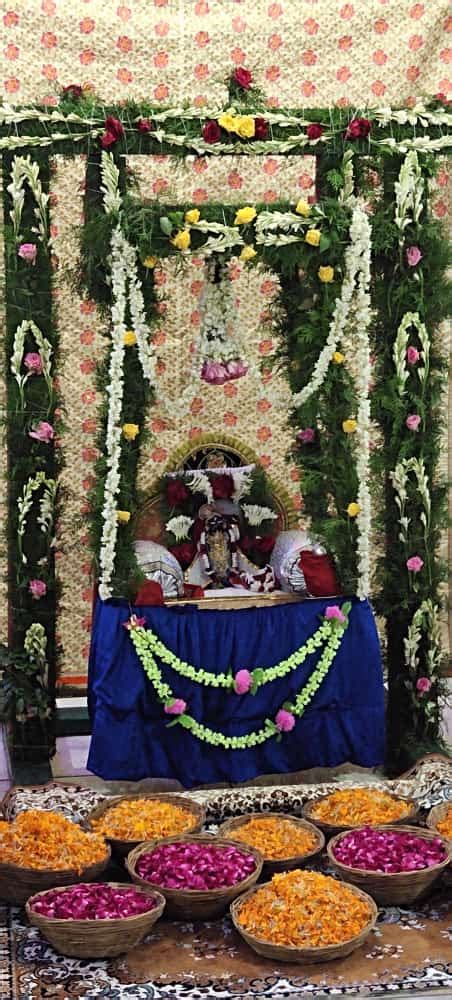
[18,243,37,265]
[29,579,47,600]
[297,427,315,444]
[406,555,423,573]
[275,708,296,732]
[234,669,252,694]
[24,352,44,374]
[406,346,420,365]
[200,360,229,385]
[406,245,422,267]
[29,421,54,443]
[226,359,248,380]
[406,413,421,431]
[416,676,432,695]
[164,698,187,715]
[325,605,346,624]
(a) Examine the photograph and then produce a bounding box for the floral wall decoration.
[0,77,451,767]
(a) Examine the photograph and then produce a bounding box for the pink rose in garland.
[416,676,432,695]
[406,413,421,431]
[297,427,315,444]
[234,669,253,695]
[138,118,153,133]
[275,709,296,732]
[201,360,229,384]
[202,120,222,144]
[406,245,422,267]
[233,66,253,90]
[325,605,346,624]
[406,555,423,573]
[29,421,54,443]
[307,123,323,140]
[406,346,420,365]
[226,359,248,380]
[18,243,37,265]
[24,352,44,374]
[100,116,124,149]
[254,117,269,140]
[164,698,187,715]
[29,579,47,600]
[345,117,371,140]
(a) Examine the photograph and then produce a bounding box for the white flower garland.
[17,472,56,566]
[404,599,442,682]
[10,319,53,408]
[393,311,430,397]
[352,207,372,600]
[394,150,424,237]
[390,457,431,547]
[7,154,50,245]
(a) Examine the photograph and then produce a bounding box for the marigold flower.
[91,798,196,841]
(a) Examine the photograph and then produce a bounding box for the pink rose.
[406,245,422,267]
[275,709,296,733]
[325,605,346,623]
[164,699,187,715]
[416,676,432,695]
[234,669,252,695]
[138,118,153,133]
[29,421,54,443]
[29,579,47,600]
[406,555,423,573]
[201,360,229,385]
[226,359,248,380]
[406,346,420,365]
[406,413,421,432]
[24,352,44,374]
[297,427,315,444]
[307,123,323,140]
[345,117,371,140]
[18,243,37,265]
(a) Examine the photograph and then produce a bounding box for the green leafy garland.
[128,605,350,749]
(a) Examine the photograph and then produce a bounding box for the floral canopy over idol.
[1,66,451,768]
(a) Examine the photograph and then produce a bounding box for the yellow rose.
[318,265,335,283]
[116,510,131,523]
[347,502,361,518]
[333,351,345,364]
[235,115,255,139]
[185,208,200,225]
[143,255,157,268]
[218,112,237,133]
[172,229,191,251]
[123,331,137,346]
[122,423,140,441]
[239,244,257,262]
[305,229,321,247]
[234,206,257,226]
[295,199,311,217]
[342,418,358,434]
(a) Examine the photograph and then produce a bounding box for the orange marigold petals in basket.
[237,869,373,948]
[437,804,452,840]
[231,816,317,860]
[0,810,107,873]
[91,798,195,841]
[310,789,411,826]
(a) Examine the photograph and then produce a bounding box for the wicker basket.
[302,792,418,837]
[0,847,111,907]
[426,803,452,844]
[26,882,166,957]
[85,793,206,858]
[218,812,325,875]
[231,879,377,964]
[327,825,452,906]
[126,834,263,920]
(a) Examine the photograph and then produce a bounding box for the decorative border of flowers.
[127,604,350,749]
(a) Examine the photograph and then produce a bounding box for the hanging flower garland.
[128,604,350,748]
[10,319,53,410]
[7,154,50,246]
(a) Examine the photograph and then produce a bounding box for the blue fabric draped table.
[87,596,385,787]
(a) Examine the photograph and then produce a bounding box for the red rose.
[435,92,450,105]
[254,117,269,140]
[307,122,323,140]
[138,118,153,133]
[202,119,222,144]
[233,66,253,90]
[62,84,83,100]
[345,117,371,140]
[100,116,124,148]
[170,542,196,567]
[211,474,234,500]
[167,478,190,507]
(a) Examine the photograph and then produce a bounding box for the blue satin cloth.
[87,596,385,787]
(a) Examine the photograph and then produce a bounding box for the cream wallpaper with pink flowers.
[0,0,450,684]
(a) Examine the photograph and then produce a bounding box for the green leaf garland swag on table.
[127,603,351,748]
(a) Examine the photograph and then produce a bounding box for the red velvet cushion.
[134,580,165,605]
[298,551,340,597]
